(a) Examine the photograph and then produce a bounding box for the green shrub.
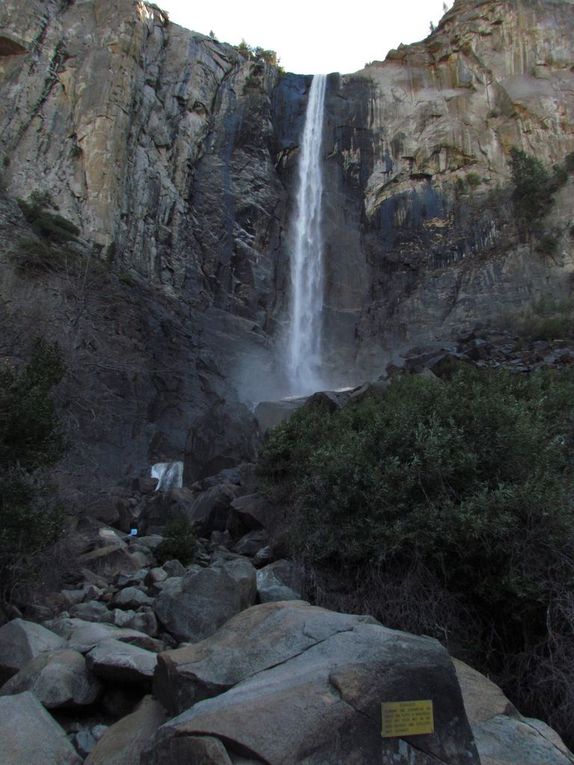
[18,196,79,244]
[466,172,481,188]
[259,366,574,656]
[12,238,68,275]
[509,147,553,233]
[155,518,197,566]
[512,296,574,341]
[0,340,66,602]
[236,39,281,69]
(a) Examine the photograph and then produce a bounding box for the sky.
[158,0,455,75]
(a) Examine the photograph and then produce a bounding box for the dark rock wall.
[0,0,573,496]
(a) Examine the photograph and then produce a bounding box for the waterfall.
[286,74,327,395]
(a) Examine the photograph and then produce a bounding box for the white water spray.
[286,74,327,394]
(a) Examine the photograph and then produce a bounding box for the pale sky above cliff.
[158,1,454,75]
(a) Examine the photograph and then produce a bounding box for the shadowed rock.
[0,691,82,764]
[147,603,479,764]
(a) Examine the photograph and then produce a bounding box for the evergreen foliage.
[0,340,66,602]
[236,39,282,70]
[509,147,553,230]
[155,517,197,566]
[259,366,574,663]
[17,195,79,244]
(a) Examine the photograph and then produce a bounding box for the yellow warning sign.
[381,700,434,738]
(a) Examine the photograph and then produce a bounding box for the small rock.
[252,545,274,568]
[46,617,163,653]
[145,567,168,586]
[70,601,113,623]
[112,587,154,610]
[75,728,98,758]
[162,559,186,577]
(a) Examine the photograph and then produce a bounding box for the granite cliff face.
[0,0,573,491]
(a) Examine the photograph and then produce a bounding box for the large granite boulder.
[46,617,162,653]
[0,648,101,708]
[0,618,65,683]
[86,638,157,685]
[85,695,167,765]
[0,691,82,764]
[153,558,256,642]
[454,659,574,765]
[146,602,479,764]
[256,559,303,602]
[183,483,242,535]
[154,601,374,714]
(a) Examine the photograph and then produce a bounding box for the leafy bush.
[236,39,282,70]
[12,238,69,275]
[512,296,574,341]
[259,366,574,661]
[155,517,197,566]
[17,195,79,244]
[509,147,553,233]
[466,172,481,188]
[0,340,66,602]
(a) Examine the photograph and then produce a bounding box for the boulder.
[0,691,82,764]
[154,601,375,715]
[0,618,65,683]
[183,484,241,535]
[87,639,157,685]
[85,695,167,765]
[112,587,154,610]
[112,608,159,637]
[162,559,186,577]
[0,648,101,708]
[256,559,303,603]
[70,600,113,623]
[454,659,574,765]
[46,617,162,653]
[223,557,257,609]
[230,493,276,531]
[153,559,256,643]
[473,715,574,765]
[233,529,268,556]
[78,545,141,578]
[147,603,479,764]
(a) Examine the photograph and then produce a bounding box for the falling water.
[286,74,327,394]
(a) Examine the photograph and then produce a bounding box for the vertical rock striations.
[0,0,572,491]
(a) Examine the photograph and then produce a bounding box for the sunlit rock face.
[319,0,574,377]
[0,0,572,488]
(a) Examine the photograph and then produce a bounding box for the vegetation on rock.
[0,340,66,603]
[154,517,197,566]
[259,365,574,743]
[17,193,79,244]
[236,39,283,72]
[509,148,571,241]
